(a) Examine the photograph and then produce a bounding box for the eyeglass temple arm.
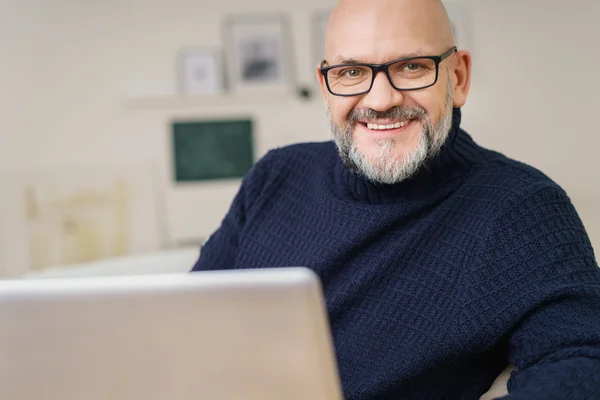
[440,46,458,61]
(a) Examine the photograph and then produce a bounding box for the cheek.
[404,90,445,126]
[328,97,359,125]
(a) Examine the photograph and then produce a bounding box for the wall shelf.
[123,90,302,111]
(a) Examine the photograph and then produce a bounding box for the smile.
[366,121,409,130]
[356,119,417,139]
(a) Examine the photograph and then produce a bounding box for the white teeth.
[366,121,409,130]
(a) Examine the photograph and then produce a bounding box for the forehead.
[326,1,445,64]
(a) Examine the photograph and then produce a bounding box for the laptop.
[0,267,343,400]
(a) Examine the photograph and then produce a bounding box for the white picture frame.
[224,15,295,92]
[178,48,224,96]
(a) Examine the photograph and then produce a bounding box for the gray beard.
[329,81,454,185]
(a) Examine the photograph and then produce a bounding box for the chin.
[349,132,430,184]
[359,140,414,162]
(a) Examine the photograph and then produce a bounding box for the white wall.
[1,0,599,274]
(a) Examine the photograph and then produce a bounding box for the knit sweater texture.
[192,109,600,399]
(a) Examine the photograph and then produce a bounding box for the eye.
[340,68,363,78]
[404,63,424,71]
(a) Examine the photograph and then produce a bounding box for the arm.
[466,184,600,399]
[503,289,600,399]
[191,151,273,272]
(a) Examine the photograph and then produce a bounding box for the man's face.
[318,0,464,184]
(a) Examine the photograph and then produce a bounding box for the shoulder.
[453,144,589,253]
[464,147,569,211]
[460,149,598,313]
[464,150,591,256]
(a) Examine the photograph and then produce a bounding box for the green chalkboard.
[172,119,254,182]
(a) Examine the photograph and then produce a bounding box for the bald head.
[318,0,472,185]
[325,0,455,64]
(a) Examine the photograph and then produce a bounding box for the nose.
[361,71,405,112]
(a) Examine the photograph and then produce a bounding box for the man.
[192,0,600,398]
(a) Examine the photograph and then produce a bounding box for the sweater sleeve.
[465,184,600,399]
[190,151,273,272]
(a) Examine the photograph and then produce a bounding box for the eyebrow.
[323,52,428,67]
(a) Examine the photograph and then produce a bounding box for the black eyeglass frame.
[319,46,458,97]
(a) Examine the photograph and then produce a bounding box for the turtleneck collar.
[334,108,483,205]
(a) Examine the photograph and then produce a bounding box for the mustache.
[348,106,429,124]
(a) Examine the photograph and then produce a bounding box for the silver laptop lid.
[0,268,342,400]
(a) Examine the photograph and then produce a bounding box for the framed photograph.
[224,15,295,92]
[178,48,224,95]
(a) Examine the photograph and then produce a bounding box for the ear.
[316,62,330,105]
[451,50,472,108]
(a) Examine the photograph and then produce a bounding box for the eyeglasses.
[320,47,457,97]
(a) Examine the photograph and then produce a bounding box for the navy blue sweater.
[192,109,600,399]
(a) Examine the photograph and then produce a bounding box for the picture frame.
[178,47,224,96]
[224,14,295,92]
